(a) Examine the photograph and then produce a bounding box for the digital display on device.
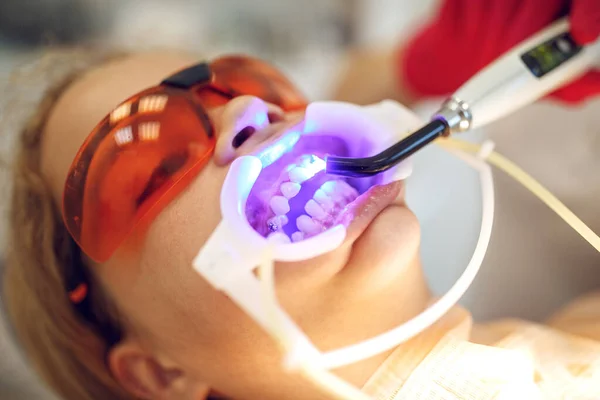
[521,32,582,78]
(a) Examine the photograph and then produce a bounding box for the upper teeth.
[320,181,337,195]
[313,189,335,212]
[270,195,290,215]
[305,199,328,220]
[336,180,359,199]
[318,180,358,204]
[288,167,313,183]
[280,182,301,199]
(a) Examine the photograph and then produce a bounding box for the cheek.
[130,166,238,340]
[150,164,227,259]
[365,206,420,268]
[131,234,281,374]
[343,206,421,293]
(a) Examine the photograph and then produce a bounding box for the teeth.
[319,180,358,198]
[319,180,349,204]
[267,215,289,232]
[296,215,322,235]
[280,182,301,199]
[313,189,335,212]
[338,181,359,199]
[305,199,328,220]
[288,167,312,183]
[267,232,291,244]
[298,154,314,168]
[270,196,290,215]
[291,231,304,242]
[320,181,337,195]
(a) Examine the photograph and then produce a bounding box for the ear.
[108,339,211,399]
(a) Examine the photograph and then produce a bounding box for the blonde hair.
[2,48,134,400]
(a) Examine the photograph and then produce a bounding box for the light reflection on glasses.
[114,126,133,146]
[139,95,168,113]
[139,122,160,141]
[110,102,132,124]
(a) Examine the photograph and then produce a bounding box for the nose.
[214,95,284,165]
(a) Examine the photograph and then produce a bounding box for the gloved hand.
[401,0,600,104]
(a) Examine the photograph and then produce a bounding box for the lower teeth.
[268,232,291,244]
[267,215,289,232]
[291,232,304,242]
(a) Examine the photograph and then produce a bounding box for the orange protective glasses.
[62,55,307,263]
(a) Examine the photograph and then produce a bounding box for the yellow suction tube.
[437,137,600,253]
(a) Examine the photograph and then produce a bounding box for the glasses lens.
[209,55,307,111]
[63,55,307,262]
[63,86,215,262]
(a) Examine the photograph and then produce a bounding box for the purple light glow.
[257,131,301,168]
[245,135,351,238]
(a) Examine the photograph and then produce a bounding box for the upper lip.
[246,113,306,157]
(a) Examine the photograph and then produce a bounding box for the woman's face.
[42,52,427,399]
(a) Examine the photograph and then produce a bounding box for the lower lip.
[338,180,404,242]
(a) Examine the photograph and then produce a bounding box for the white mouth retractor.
[194,100,418,281]
[191,100,500,400]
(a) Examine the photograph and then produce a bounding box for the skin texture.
[40,52,429,400]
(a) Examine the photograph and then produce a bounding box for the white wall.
[353,0,439,46]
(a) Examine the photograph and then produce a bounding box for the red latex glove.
[401,0,600,104]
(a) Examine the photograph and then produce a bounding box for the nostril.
[267,111,284,124]
[232,126,256,148]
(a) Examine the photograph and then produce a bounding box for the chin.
[346,202,421,290]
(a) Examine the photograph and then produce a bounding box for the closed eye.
[135,152,189,207]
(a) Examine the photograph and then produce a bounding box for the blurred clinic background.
[1,1,599,399]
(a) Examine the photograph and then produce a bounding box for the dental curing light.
[326,17,600,178]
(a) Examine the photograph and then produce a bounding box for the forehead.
[41,51,199,203]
